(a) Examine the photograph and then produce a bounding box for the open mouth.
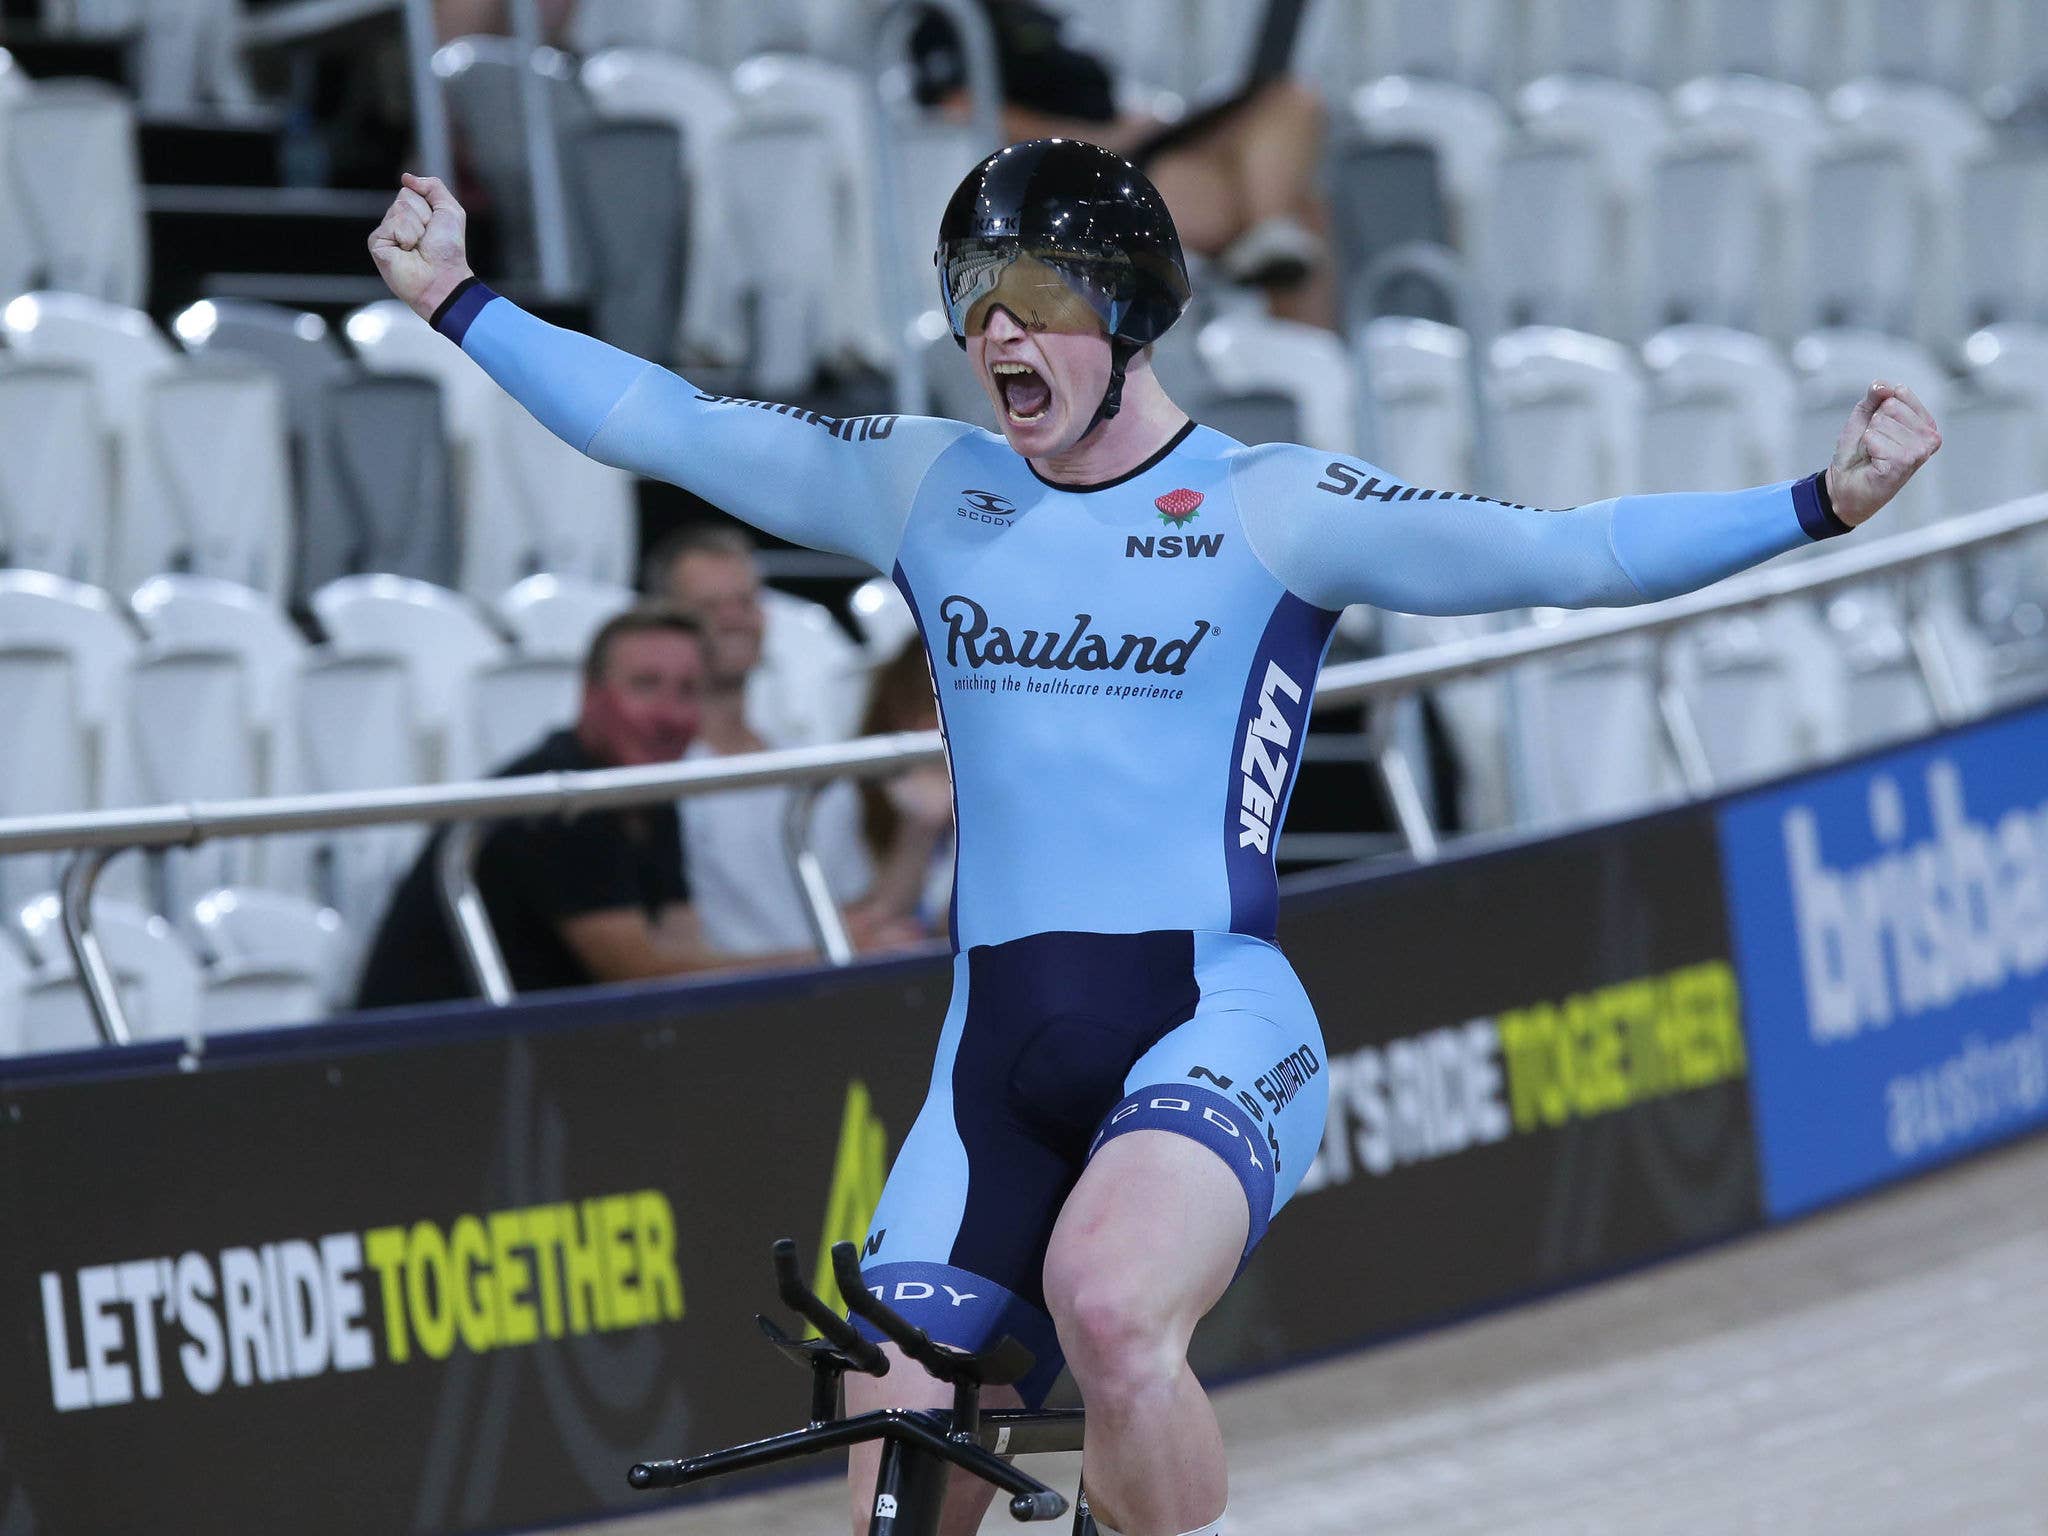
[992,362,1052,425]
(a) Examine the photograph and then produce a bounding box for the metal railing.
[3,494,2045,1045]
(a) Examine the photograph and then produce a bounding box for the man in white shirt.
[650,522,947,957]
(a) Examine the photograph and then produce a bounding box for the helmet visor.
[939,243,1137,341]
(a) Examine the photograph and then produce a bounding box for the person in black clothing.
[911,0,1336,328]
[353,605,737,1007]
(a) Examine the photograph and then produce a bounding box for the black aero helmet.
[936,138,1192,429]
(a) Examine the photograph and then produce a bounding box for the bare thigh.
[843,1343,1025,1536]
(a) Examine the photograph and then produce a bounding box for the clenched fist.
[1825,382,1941,529]
[368,172,474,321]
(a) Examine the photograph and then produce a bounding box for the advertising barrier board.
[1717,697,2048,1219]
[1201,806,1763,1373]
[0,783,1833,1533]
[0,961,950,1536]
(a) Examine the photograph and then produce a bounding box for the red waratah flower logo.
[1155,488,1204,526]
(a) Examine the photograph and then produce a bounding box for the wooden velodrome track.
[595,1133,2048,1535]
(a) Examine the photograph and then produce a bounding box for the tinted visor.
[939,242,1137,340]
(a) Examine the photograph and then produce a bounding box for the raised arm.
[368,173,971,571]
[1232,385,1941,615]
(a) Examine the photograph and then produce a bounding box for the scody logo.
[938,595,1211,674]
[957,488,1017,524]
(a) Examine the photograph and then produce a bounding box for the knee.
[1044,1269,1181,1406]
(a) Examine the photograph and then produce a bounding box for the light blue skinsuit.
[434,278,1849,1401]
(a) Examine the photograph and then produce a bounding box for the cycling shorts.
[853,928,1328,1405]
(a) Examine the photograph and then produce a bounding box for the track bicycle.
[630,1239,1099,1535]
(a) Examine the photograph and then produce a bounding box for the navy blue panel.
[946,930,1199,1308]
[849,1260,1065,1407]
[1224,590,1340,937]
[430,277,497,345]
[1090,1083,1276,1256]
[1792,470,1850,540]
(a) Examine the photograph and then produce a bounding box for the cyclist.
[370,139,1939,1536]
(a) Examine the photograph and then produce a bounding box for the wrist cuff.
[429,276,495,344]
[1792,470,1852,540]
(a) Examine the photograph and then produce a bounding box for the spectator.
[857,639,956,938]
[911,0,1336,328]
[352,606,753,1007]
[644,522,871,747]
[652,527,943,958]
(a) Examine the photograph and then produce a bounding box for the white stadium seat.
[1832,0,1995,97]
[127,643,263,910]
[726,53,885,384]
[190,886,345,1025]
[1,291,180,589]
[1639,132,1775,340]
[1355,316,1474,487]
[1638,325,1799,491]
[753,587,873,747]
[1508,0,1665,88]
[146,358,295,597]
[1487,328,1670,826]
[0,49,40,299]
[292,650,430,990]
[13,893,202,1051]
[0,929,28,1056]
[0,573,139,910]
[1479,137,1608,336]
[0,360,111,584]
[461,656,581,777]
[1959,150,2048,335]
[494,573,635,662]
[1825,80,1990,346]
[580,49,745,365]
[1668,0,1824,87]
[2,79,146,308]
[343,299,635,594]
[311,574,509,778]
[1350,76,1511,252]
[1195,311,1358,453]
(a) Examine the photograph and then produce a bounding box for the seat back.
[191,885,347,1021]
[460,656,580,778]
[0,58,39,296]
[311,575,508,770]
[145,359,294,597]
[4,81,146,307]
[1195,312,1357,453]
[1481,138,1606,334]
[129,646,263,911]
[494,573,635,661]
[1642,138,1773,337]
[434,36,593,292]
[15,894,203,1048]
[580,48,744,364]
[564,118,686,363]
[323,374,458,588]
[1327,139,1456,327]
[1961,150,2048,333]
[1356,316,1473,485]
[174,300,359,606]
[293,651,430,981]
[0,360,110,583]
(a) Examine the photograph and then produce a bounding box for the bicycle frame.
[629,1239,1095,1535]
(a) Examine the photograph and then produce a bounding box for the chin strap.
[1080,337,1143,441]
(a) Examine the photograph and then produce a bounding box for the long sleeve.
[1228,442,1850,617]
[431,280,975,572]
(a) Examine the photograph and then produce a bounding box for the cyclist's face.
[579,631,703,767]
[967,299,1112,458]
